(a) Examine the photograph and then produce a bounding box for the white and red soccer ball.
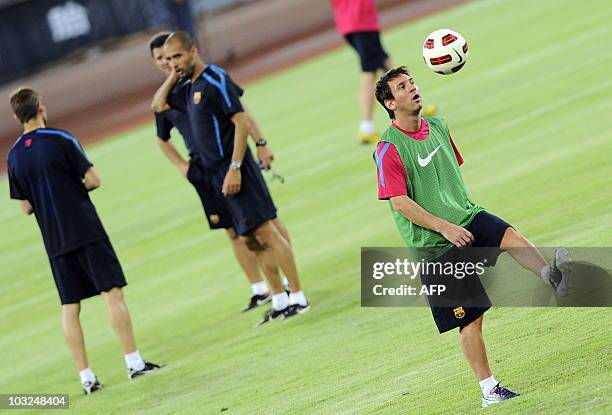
[422,29,469,75]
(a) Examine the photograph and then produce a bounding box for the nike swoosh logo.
[452,48,464,64]
[417,145,442,167]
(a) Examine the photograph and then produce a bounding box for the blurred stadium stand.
[0,0,463,171]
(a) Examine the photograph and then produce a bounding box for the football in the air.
[422,29,469,75]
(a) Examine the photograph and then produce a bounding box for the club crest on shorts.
[209,214,220,224]
[193,91,202,104]
[453,306,465,319]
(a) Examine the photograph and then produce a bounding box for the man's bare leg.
[102,287,162,376]
[358,71,377,140]
[249,222,309,323]
[63,303,100,390]
[62,303,88,371]
[271,218,292,288]
[383,57,395,72]
[102,288,137,354]
[459,316,492,381]
[243,235,283,294]
[226,227,267,287]
[361,58,395,126]
[460,314,521,405]
[253,221,301,293]
[271,218,291,245]
[500,228,547,276]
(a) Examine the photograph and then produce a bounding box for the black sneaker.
[82,378,102,395]
[549,247,572,296]
[256,306,288,326]
[482,383,520,407]
[241,293,271,312]
[128,361,164,379]
[285,302,311,318]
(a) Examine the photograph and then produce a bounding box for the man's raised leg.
[500,227,547,276]
[501,227,572,296]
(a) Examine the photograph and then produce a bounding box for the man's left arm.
[241,102,274,170]
[212,70,249,196]
[223,111,249,196]
[227,74,274,169]
[62,135,98,191]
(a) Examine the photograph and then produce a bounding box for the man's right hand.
[440,222,475,248]
[178,160,189,178]
[151,71,179,112]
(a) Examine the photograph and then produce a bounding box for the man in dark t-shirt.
[149,32,289,313]
[7,88,162,394]
[164,32,310,324]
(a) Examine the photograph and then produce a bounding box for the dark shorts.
[208,152,277,236]
[423,211,512,334]
[187,158,234,230]
[49,239,127,305]
[344,31,389,72]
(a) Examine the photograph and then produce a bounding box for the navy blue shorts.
[208,152,277,236]
[187,157,234,230]
[49,239,127,305]
[424,211,512,333]
[344,31,389,72]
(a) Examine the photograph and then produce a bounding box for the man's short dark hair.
[10,88,40,124]
[165,31,194,52]
[149,31,172,55]
[375,66,411,120]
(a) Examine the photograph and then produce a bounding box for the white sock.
[289,290,308,307]
[540,265,551,284]
[251,281,268,295]
[79,368,96,384]
[359,120,374,135]
[125,350,145,371]
[282,276,290,289]
[479,375,499,397]
[271,292,289,311]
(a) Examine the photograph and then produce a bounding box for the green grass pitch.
[1,0,611,413]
